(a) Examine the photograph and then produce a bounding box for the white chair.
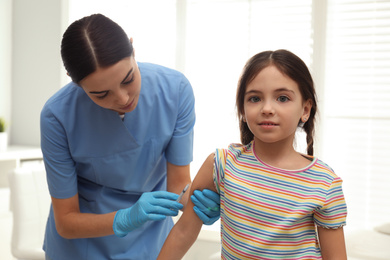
[8,165,50,260]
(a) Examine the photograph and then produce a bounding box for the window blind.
[322,0,390,230]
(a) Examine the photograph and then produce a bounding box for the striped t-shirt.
[213,142,347,259]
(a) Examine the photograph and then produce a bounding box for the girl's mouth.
[259,121,278,129]
[260,121,277,126]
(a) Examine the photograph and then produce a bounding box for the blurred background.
[0,0,389,259]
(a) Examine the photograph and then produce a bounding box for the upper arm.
[315,176,347,259]
[317,226,347,260]
[165,76,195,166]
[190,153,217,192]
[157,153,215,259]
[170,153,216,234]
[41,108,78,198]
[167,162,191,205]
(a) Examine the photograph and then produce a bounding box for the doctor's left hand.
[191,189,220,225]
[113,191,183,237]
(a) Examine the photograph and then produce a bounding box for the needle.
[176,183,190,202]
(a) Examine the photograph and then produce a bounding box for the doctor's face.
[79,56,141,114]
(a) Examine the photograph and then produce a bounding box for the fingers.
[147,214,168,221]
[114,190,184,236]
[150,190,180,201]
[193,206,209,222]
[193,206,219,225]
[192,190,219,210]
[146,203,181,217]
[191,189,221,225]
[141,191,183,217]
[202,189,221,204]
[191,195,217,217]
[191,194,207,211]
[152,198,183,210]
[146,207,179,221]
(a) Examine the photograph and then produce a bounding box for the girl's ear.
[301,99,313,122]
[242,113,246,123]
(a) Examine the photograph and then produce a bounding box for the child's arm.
[158,153,217,260]
[317,226,347,260]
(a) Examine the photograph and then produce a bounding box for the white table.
[0,145,43,187]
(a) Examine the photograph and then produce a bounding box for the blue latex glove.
[191,189,220,225]
[113,191,183,237]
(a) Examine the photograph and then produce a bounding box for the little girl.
[158,50,347,259]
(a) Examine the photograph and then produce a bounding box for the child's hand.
[191,189,220,225]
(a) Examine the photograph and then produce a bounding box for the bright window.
[183,0,313,174]
[322,0,390,231]
[69,0,177,69]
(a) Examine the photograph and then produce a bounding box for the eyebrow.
[245,88,296,95]
[89,68,134,94]
[120,68,134,84]
[89,90,108,94]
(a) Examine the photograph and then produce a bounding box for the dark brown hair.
[61,14,133,83]
[236,49,317,155]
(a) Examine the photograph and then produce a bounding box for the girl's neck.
[253,139,312,170]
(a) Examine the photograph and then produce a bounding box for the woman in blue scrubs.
[40,14,220,260]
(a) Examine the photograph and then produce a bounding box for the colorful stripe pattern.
[213,142,347,259]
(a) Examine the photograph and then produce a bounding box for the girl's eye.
[249,96,260,103]
[122,75,135,85]
[277,95,290,102]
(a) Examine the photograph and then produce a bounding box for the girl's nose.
[261,100,275,115]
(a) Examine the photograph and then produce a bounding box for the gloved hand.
[113,191,183,237]
[191,189,220,225]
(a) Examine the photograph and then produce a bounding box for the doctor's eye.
[122,75,135,85]
[97,92,109,99]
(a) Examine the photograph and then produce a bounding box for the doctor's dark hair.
[236,49,317,155]
[61,14,133,84]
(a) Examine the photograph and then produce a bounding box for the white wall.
[9,0,68,146]
[0,0,12,140]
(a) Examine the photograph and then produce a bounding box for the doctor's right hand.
[113,191,183,237]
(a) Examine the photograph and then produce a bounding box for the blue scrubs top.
[40,62,195,260]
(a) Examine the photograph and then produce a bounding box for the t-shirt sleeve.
[213,148,227,194]
[313,176,347,229]
[40,106,78,199]
[165,75,195,166]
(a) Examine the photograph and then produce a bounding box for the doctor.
[40,14,220,260]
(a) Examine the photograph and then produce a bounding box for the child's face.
[243,65,312,146]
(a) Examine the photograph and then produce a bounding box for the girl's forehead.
[248,66,297,88]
